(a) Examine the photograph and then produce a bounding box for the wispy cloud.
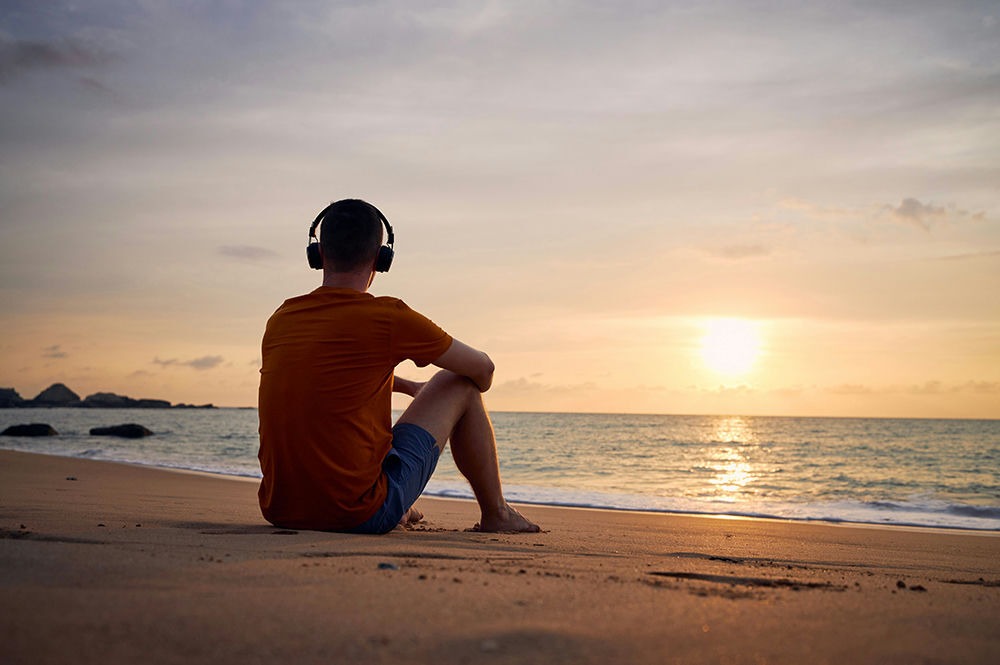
[930,250,1000,262]
[775,196,988,233]
[827,384,875,396]
[888,198,948,230]
[777,198,856,221]
[0,35,112,84]
[218,245,279,262]
[493,377,601,397]
[77,75,116,97]
[704,244,772,261]
[826,381,1000,396]
[153,355,224,370]
[883,198,986,231]
[42,344,67,359]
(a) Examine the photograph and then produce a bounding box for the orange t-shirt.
[257,287,452,530]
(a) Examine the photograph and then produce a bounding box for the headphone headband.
[306,200,395,272]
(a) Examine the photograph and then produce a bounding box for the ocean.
[2,408,998,531]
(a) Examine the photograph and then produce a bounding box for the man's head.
[318,199,384,273]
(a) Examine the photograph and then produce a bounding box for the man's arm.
[392,376,424,397]
[431,339,495,392]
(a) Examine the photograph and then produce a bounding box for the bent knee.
[429,370,481,399]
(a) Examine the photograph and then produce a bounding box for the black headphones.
[306,200,395,272]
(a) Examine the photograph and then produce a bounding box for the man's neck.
[321,269,374,293]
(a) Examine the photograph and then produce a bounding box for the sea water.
[2,408,998,531]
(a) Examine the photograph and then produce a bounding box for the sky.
[1,1,997,418]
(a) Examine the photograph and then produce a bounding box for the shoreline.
[3,449,998,663]
[3,447,999,535]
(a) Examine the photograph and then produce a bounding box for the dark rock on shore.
[2,423,59,437]
[90,423,154,438]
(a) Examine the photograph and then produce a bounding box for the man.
[257,198,539,534]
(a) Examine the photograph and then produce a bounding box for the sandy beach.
[1,449,998,664]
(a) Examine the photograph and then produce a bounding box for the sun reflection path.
[714,416,758,446]
[706,417,762,502]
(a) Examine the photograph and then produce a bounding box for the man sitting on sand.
[257,198,539,535]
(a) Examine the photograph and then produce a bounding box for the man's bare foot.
[397,506,424,528]
[472,503,540,533]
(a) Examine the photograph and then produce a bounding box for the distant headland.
[0,383,215,409]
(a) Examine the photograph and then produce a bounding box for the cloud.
[777,198,855,221]
[42,344,68,359]
[827,384,875,395]
[699,384,758,396]
[957,381,1000,395]
[153,355,224,370]
[931,249,1000,262]
[705,244,772,261]
[883,198,986,231]
[775,196,987,234]
[825,381,1000,396]
[904,380,946,395]
[0,35,111,83]
[78,75,116,97]
[218,245,279,261]
[493,377,600,397]
[889,198,948,230]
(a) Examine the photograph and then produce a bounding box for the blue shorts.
[347,423,440,535]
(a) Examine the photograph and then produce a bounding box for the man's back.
[257,286,451,530]
[257,197,537,534]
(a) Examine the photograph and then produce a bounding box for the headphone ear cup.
[375,245,394,273]
[306,242,323,270]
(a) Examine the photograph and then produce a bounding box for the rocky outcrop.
[0,388,24,408]
[83,392,130,407]
[133,399,171,409]
[82,393,171,409]
[89,423,154,438]
[2,423,58,436]
[31,383,81,406]
[0,383,215,409]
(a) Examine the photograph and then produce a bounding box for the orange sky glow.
[1,2,997,419]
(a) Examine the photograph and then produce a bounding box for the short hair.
[318,199,383,273]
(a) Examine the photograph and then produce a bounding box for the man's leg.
[396,371,539,533]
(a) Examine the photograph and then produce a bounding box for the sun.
[699,318,761,376]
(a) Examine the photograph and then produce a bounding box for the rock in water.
[2,423,58,436]
[89,423,154,438]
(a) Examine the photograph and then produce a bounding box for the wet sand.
[1,449,998,664]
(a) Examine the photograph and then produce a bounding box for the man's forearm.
[431,340,495,393]
[392,376,422,397]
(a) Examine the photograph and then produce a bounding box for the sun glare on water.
[699,318,762,376]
